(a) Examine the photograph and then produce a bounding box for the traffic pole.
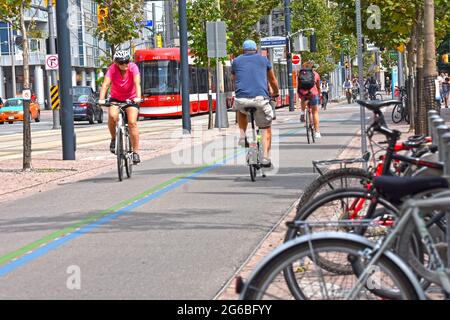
[356,0,368,167]
[56,0,75,160]
[178,0,191,134]
[48,0,60,129]
[284,0,295,111]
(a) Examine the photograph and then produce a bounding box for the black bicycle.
[102,99,138,181]
[392,86,410,124]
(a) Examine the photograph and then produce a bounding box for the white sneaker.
[314,132,322,139]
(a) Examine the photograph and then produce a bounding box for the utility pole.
[284,0,295,111]
[56,0,75,159]
[8,24,17,97]
[164,0,172,47]
[152,2,157,48]
[178,0,191,133]
[356,0,368,162]
[48,0,60,129]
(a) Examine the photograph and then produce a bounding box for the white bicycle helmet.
[113,50,130,62]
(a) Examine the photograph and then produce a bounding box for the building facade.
[0,0,108,109]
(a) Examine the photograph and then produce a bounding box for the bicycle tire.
[305,111,311,144]
[125,129,133,178]
[296,167,371,216]
[116,127,124,182]
[392,104,403,123]
[396,193,448,287]
[249,165,257,182]
[241,234,422,300]
[284,188,398,273]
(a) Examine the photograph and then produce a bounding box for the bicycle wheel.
[297,167,371,214]
[125,129,133,178]
[241,234,422,300]
[285,188,398,272]
[249,164,257,182]
[305,110,311,144]
[116,127,124,182]
[392,104,403,123]
[308,110,315,143]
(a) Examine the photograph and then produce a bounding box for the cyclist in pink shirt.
[99,50,142,164]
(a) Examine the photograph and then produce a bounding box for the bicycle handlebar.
[97,98,142,108]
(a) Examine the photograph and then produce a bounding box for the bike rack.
[427,110,450,268]
[311,151,370,177]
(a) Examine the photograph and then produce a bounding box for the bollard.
[431,118,445,143]
[441,133,450,177]
[436,125,449,162]
[427,110,439,135]
[428,114,441,138]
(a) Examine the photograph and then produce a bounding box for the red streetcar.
[134,48,292,118]
[134,48,235,118]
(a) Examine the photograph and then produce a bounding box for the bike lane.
[0,105,365,299]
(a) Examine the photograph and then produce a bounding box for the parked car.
[0,97,40,124]
[72,86,103,124]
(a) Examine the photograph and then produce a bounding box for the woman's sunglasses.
[117,60,130,65]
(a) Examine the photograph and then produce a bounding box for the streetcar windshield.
[140,60,180,95]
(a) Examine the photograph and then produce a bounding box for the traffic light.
[156,34,163,48]
[345,60,349,68]
[442,54,449,64]
[97,5,108,29]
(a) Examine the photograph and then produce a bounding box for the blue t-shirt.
[231,53,272,98]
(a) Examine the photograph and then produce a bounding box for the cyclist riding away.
[298,61,322,139]
[232,39,280,168]
[98,50,142,164]
[343,77,353,104]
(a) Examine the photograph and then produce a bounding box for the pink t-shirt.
[105,62,140,101]
[299,71,321,97]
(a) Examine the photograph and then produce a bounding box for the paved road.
[0,103,366,299]
[0,110,213,160]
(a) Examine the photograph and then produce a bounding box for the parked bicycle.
[238,177,450,300]
[392,86,410,124]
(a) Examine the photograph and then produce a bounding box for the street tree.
[94,0,145,57]
[290,0,341,76]
[0,0,36,171]
[186,0,280,67]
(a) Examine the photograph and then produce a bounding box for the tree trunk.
[415,8,426,135]
[423,0,438,116]
[20,4,32,171]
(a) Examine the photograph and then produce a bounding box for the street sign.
[143,20,153,27]
[50,85,60,110]
[366,42,379,51]
[261,36,287,48]
[22,89,31,101]
[292,54,301,65]
[45,54,59,70]
[272,47,285,60]
[206,21,227,58]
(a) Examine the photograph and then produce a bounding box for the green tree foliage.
[95,0,145,56]
[186,0,280,66]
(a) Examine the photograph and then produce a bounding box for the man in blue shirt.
[231,39,280,167]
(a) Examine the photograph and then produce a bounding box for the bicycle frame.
[346,192,450,299]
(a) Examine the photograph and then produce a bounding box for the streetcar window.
[140,60,180,95]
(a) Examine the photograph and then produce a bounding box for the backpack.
[298,69,315,91]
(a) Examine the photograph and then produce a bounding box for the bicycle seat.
[243,107,257,113]
[373,176,449,204]
[356,99,400,114]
